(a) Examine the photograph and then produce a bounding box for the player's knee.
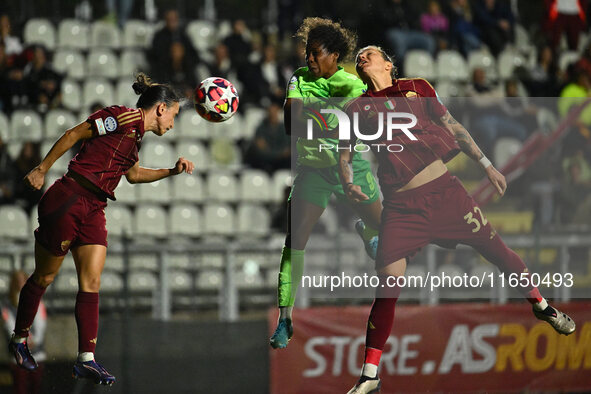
[80,276,101,292]
[32,271,57,288]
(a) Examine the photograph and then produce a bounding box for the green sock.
[361,225,379,241]
[277,246,305,307]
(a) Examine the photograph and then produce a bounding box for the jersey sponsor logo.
[288,75,297,91]
[95,118,106,135]
[105,116,117,132]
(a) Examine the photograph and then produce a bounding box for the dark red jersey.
[349,78,460,196]
[68,105,145,200]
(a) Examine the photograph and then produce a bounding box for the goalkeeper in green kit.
[270,17,383,349]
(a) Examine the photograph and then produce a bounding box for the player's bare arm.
[338,148,368,203]
[25,121,94,191]
[125,157,194,184]
[438,111,507,196]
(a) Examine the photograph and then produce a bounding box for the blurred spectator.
[0,135,17,205]
[0,66,29,113]
[198,43,237,84]
[522,44,561,97]
[420,0,449,51]
[239,44,286,106]
[2,271,47,394]
[24,46,63,113]
[244,103,290,173]
[545,0,587,51]
[0,14,22,56]
[559,142,591,224]
[156,41,196,99]
[13,142,42,212]
[379,0,436,63]
[446,0,482,56]
[149,9,199,84]
[104,0,135,28]
[222,20,253,69]
[558,67,591,133]
[472,0,514,56]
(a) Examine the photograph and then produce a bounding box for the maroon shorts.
[377,172,496,268]
[34,176,108,256]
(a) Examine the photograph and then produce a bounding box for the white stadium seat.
[239,169,272,202]
[178,110,210,139]
[116,78,138,108]
[120,49,148,77]
[137,178,172,203]
[237,204,270,237]
[272,169,293,203]
[206,172,238,202]
[105,205,134,237]
[55,270,78,293]
[243,107,266,140]
[113,176,137,204]
[134,204,168,238]
[129,271,157,291]
[559,50,581,72]
[209,137,242,170]
[172,174,205,202]
[186,20,216,52]
[208,113,242,141]
[10,110,43,142]
[82,80,115,108]
[101,271,124,292]
[87,48,119,78]
[90,21,121,49]
[203,203,235,235]
[58,19,89,49]
[468,51,498,80]
[436,50,468,81]
[53,49,86,79]
[493,137,522,168]
[168,270,192,291]
[196,270,223,290]
[44,109,76,139]
[0,112,11,142]
[404,50,436,79]
[497,50,526,80]
[24,19,56,50]
[140,141,175,168]
[169,203,202,237]
[123,19,154,48]
[61,79,82,111]
[0,206,29,240]
[176,141,210,172]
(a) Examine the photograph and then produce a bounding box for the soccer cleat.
[347,376,381,394]
[355,220,378,261]
[270,318,293,349]
[72,359,116,385]
[533,305,576,335]
[8,337,38,371]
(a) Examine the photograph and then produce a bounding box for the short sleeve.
[86,106,124,136]
[285,73,302,99]
[420,79,447,118]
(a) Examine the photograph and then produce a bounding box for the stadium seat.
[437,263,464,279]
[44,109,76,139]
[58,19,89,49]
[514,24,532,52]
[316,205,338,235]
[497,50,526,80]
[470,264,497,287]
[559,51,580,72]
[41,141,71,173]
[24,19,56,50]
[237,204,270,237]
[178,110,210,139]
[493,137,522,168]
[168,270,192,291]
[206,172,238,202]
[186,20,216,53]
[114,176,136,204]
[208,113,243,141]
[235,269,264,289]
[130,253,158,270]
[196,269,223,290]
[0,273,9,294]
[0,206,29,240]
[436,50,468,81]
[172,174,205,202]
[405,264,427,279]
[137,178,172,203]
[87,48,119,78]
[176,141,210,172]
[272,169,293,203]
[0,112,10,142]
[404,50,436,80]
[105,205,134,237]
[55,270,79,293]
[216,20,233,41]
[123,19,154,48]
[170,203,202,237]
[209,137,242,170]
[239,169,272,202]
[120,49,148,77]
[115,78,138,108]
[90,21,121,49]
[203,203,235,235]
[243,107,266,140]
[434,81,464,99]
[140,141,175,168]
[134,204,168,238]
[82,79,115,108]
[29,208,38,234]
[61,79,83,111]
[10,110,43,142]
[467,51,498,80]
[101,271,124,292]
[129,271,157,292]
[52,47,86,81]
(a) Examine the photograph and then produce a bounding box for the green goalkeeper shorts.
[289,159,379,209]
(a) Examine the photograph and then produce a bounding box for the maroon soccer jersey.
[349,78,460,194]
[68,105,145,200]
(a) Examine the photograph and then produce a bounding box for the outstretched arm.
[126,157,194,184]
[438,111,507,196]
[338,146,368,203]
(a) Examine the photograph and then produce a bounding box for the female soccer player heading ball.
[8,73,195,385]
[269,18,383,349]
[342,46,576,394]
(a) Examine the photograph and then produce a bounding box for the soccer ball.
[194,77,239,122]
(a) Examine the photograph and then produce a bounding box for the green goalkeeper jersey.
[286,66,367,168]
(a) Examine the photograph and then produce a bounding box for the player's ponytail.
[132,72,182,109]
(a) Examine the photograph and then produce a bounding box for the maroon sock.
[364,276,401,359]
[14,277,47,338]
[473,236,543,304]
[75,292,99,354]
